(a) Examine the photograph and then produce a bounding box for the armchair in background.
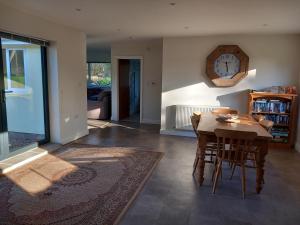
[87,90,111,120]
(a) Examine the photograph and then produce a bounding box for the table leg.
[256,140,268,194]
[198,135,207,186]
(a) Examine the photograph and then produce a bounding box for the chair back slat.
[214,129,257,163]
[259,119,274,133]
[190,113,201,137]
[253,114,266,122]
[213,129,258,198]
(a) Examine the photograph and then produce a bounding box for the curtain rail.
[0,30,50,47]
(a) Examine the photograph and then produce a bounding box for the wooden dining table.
[195,113,273,193]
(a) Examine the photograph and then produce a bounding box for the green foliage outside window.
[2,49,25,89]
[87,63,111,87]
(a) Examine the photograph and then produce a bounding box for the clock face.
[214,53,240,79]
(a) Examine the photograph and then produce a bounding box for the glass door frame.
[0,38,9,160]
[40,46,50,145]
[0,38,50,160]
[0,38,7,132]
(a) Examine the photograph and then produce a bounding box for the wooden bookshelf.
[248,91,298,149]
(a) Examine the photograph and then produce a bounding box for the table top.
[197,113,273,140]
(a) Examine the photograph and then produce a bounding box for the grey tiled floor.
[76,120,300,225]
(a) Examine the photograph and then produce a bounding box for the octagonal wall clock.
[206,45,249,87]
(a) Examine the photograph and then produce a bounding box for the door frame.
[0,38,7,133]
[0,39,50,160]
[113,56,143,123]
[40,46,50,145]
[0,38,8,158]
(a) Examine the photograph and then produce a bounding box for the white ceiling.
[1,0,300,50]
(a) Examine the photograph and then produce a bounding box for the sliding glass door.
[0,36,49,161]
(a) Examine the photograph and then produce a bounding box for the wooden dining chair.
[211,108,238,115]
[253,114,266,122]
[249,119,273,170]
[191,113,218,175]
[212,129,257,198]
[259,119,274,133]
[230,119,272,184]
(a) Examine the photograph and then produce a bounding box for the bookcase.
[248,91,298,149]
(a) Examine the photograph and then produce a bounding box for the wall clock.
[206,45,249,87]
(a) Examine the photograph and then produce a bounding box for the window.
[2,48,26,90]
[9,50,25,88]
[0,36,50,159]
[87,63,111,87]
[2,49,7,89]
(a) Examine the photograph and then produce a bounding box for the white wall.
[161,35,300,133]
[87,48,111,63]
[0,3,88,144]
[111,39,162,124]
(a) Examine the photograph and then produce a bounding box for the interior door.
[118,59,130,119]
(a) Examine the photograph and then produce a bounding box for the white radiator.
[175,105,223,129]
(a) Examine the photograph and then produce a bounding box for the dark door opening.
[86,63,112,120]
[118,59,141,122]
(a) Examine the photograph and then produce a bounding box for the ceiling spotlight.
[169,2,176,6]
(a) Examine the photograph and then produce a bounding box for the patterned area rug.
[0,144,163,225]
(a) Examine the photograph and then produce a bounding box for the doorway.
[0,36,49,161]
[118,59,141,123]
[86,62,112,120]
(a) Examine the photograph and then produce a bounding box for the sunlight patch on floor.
[5,154,78,196]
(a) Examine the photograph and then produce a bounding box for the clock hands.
[215,55,239,77]
[222,61,230,73]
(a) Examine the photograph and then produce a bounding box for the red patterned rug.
[0,144,163,225]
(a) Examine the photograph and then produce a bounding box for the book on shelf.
[249,87,298,147]
[265,114,289,125]
[250,86,297,94]
[272,132,289,137]
[272,138,288,143]
[252,99,290,113]
[270,127,289,143]
[271,128,289,137]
